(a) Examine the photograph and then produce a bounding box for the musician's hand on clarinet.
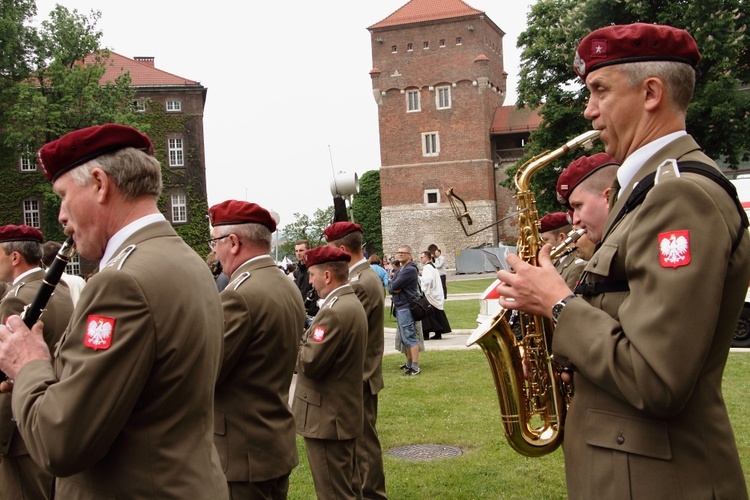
[496,244,574,318]
[0,315,51,390]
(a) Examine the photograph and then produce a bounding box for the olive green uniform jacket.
[554,252,586,290]
[0,270,73,499]
[293,284,367,440]
[11,221,228,499]
[553,135,749,499]
[214,255,305,483]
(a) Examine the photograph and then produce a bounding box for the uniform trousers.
[353,388,387,500]
[0,453,54,500]
[228,474,291,500]
[304,437,359,499]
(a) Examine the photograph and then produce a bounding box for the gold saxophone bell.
[467,130,600,457]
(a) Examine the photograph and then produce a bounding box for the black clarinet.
[1,236,76,382]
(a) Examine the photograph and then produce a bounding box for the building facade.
[1,53,209,275]
[369,0,538,267]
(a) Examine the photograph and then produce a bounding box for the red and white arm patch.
[311,326,326,342]
[84,315,115,350]
[658,230,691,269]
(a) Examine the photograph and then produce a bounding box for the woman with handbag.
[419,251,452,340]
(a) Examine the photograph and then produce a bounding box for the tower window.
[406,90,421,112]
[423,41,429,49]
[407,43,413,52]
[425,190,440,204]
[422,132,440,157]
[456,37,462,45]
[439,39,446,48]
[436,86,451,109]
[391,45,397,53]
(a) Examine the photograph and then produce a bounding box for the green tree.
[0,5,145,243]
[514,0,750,214]
[351,169,382,257]
[279,206,334,260]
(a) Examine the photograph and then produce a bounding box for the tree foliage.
[4,5,144,153]
[514,0,750,214]
[278,206,335,260]
[351,169,383,257]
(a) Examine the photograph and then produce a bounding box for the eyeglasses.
[207,234,230,249]
[396,251,411,255]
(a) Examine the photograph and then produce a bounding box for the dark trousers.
[305,437,359,499]
[439,274,447,299]
[228,474,291,500]
[354,388,387,499]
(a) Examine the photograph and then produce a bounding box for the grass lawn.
[288,351,750,498]
[446,277,497,294]
[384,299,480,330]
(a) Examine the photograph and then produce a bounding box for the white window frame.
[66,254,81,276]
[23,199,40,228]
[423,41,429,50]
[391,45,397,53]
[439,39,446,48]
[134,99,147,113]
[456,37,462,45]
[424,189,440,204]
[407,43,413,52]
[166,100,182,112]
[171,192,187,223]
[406,89,420,113]
[422,132,440,157]
[436,86,451,109]
[19,152,36,172]
[168,138,184,167]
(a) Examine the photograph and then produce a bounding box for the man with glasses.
[389,245,422,375]
[0,124,227,498]
[209,200,305,499]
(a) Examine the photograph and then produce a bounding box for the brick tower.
[369,0,516,265]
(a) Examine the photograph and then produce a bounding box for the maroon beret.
[540,212,570,233]
[556,153,619,208]
[323,221,362,242]
[208,200,277,232]
[303,246,351,268]
[574,23,701,80]
[0,224,43,244]
[37,124,154,183]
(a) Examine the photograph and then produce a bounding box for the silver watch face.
[552,302,565,321]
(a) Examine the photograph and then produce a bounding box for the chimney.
[134,56,155,68]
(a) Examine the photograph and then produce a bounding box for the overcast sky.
[34,0,537,230]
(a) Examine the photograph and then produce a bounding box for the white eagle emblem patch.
[84,315,115,350]
[659,230,691,269]
[311,326,326,342]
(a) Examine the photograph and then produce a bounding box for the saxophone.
[466,130,600,457]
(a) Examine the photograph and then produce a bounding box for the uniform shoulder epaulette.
[325,296,339,309]
[350,272,361,283]
[104,244,137,270]
[227,271,251,291]
[9,282,25,297]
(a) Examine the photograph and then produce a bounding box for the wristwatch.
[551,294,576,323]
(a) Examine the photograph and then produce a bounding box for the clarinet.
[1,236,76,382]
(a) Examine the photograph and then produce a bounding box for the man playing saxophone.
[496,24,749,499]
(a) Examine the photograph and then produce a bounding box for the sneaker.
[403,367,421,376]
[399,363,410,371]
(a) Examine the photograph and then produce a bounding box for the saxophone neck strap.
[603,160,748,252]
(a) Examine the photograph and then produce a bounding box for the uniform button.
[616,432,625,445]
[592,258,599,267]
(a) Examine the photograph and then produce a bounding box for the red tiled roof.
[491,105,543,134]
[369,0,482,30]
[86,51,200,87]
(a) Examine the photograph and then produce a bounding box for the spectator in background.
[42,240,86,306]
[389,245,421,376]
[419,250,451,340]
[428,244,447,299]
[368,254,389,289]
[293,240,320,318]
[206,251,229,292]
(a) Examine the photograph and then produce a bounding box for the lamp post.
[329,171,360,222]
[268,210,281,262]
